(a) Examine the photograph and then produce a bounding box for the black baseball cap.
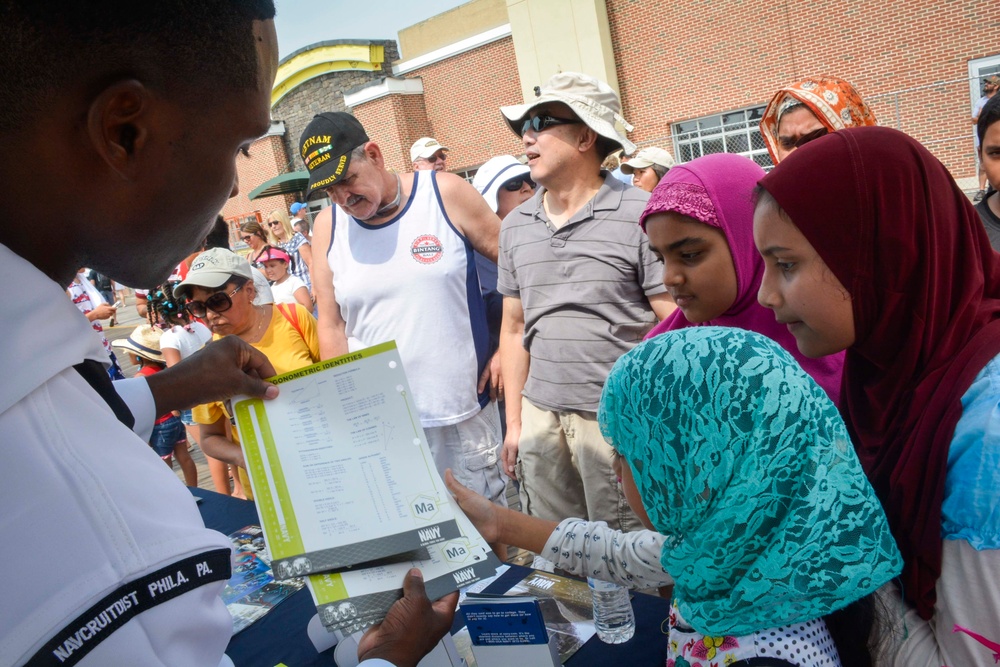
[298,112,369,196]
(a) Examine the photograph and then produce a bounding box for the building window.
[969,55,1000,105]
[453,168,478,184]
[672,105,774,170]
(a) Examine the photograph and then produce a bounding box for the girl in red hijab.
[753,126,1000,666]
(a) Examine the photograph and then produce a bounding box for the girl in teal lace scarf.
[448,326,902,665]
[600,327,901,664]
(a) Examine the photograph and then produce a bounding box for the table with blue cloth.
[195,487,671,666]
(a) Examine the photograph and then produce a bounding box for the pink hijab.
[639,153,843,401]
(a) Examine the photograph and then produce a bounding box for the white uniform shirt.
[0,244,233,666]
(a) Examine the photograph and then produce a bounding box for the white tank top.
[328,170,489,427]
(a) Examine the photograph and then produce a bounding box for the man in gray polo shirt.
[496,72,675,536]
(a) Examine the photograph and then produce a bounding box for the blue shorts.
[150,416,186,457]
[179,409,196,427]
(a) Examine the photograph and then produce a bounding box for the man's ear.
[576,126,598,154]
[85,79,151,180]
[365,141,385,168]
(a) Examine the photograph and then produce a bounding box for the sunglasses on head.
[518,114,581,137]
[184,283,244,318]
[502,176,535,191]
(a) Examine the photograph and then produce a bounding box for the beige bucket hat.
[500,71,636,156]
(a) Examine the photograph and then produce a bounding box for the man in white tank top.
[302,113,510,532]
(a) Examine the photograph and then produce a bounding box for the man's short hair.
[204,216,232,250]
[0,0,277,128]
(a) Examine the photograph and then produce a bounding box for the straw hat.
[111,324,163,363]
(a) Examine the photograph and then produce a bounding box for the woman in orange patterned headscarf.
[759,76,877,164]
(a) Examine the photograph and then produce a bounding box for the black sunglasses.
[185,283,244,318]
[518,114,581,137]
[502,176,535,191]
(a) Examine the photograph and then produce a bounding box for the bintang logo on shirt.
[411,235,444,264]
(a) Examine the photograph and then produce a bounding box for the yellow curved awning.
[272,42,385,108]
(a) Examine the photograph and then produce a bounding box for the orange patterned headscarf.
[759,76,877,163]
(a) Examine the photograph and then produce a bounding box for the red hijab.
[759,126,1000,619]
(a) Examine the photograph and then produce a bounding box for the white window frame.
[671,104,773,170]
[969,54,1000,107]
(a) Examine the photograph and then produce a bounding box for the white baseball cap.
[410,137,448,162]
[620,147,675,174]
[472,156,532,213]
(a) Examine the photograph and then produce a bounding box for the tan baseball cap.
[410,138,448,162]
[620,147,675,174]
[173,248,252,298]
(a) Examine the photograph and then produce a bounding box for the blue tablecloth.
[195,487,670,666]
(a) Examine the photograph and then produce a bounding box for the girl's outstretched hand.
[445,468,501,543]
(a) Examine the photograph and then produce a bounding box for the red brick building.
[606,0,999,181]
[350,35,525,175]
[226,0,998,222]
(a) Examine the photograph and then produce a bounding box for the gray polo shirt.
[497,172,666,412]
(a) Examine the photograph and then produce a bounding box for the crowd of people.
[5,1,1000,666]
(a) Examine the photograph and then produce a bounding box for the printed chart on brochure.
[233,342,460,577]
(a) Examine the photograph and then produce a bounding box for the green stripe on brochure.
[266,341,399,386]
[310,571,349,603]
[235,400,303,560]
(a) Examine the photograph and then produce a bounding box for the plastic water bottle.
[587,577,635,644]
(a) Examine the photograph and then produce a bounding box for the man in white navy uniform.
[306,113,510,525]
[0,3,455,666]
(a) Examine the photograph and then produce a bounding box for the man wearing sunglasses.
[494,73,675,553]
[410,137,449,172]
[304,113,511,548]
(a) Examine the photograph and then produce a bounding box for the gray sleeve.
[637,232,667,296]
[496,216,520,298]
[540,518,673,589]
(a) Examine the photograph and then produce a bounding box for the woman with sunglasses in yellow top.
[174,247,320,499]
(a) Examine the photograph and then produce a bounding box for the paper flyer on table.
[222,525,305,634]
[307,497,504,633]
[232,342,460,577]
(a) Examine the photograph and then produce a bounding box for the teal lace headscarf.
[599,327,902,636]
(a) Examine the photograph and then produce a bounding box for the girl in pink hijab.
[640,152,843,400]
